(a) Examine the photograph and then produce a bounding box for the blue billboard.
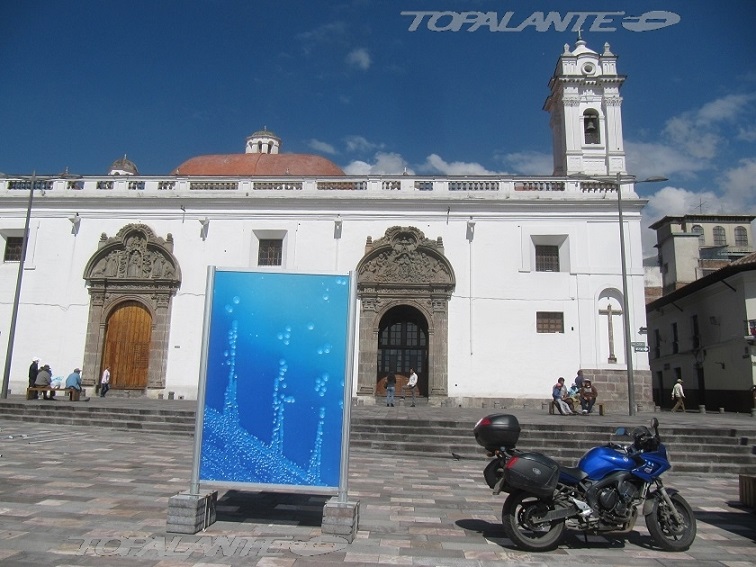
[193,269,354,493]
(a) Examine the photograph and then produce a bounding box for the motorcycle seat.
[558,465,589,482]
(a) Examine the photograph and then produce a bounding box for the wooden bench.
[548,400,604,415]
[26,386,81,401]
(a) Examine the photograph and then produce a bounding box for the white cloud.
[418,154,498,176]
[342,152,411,175]
[721,157,756,204]
[296,22,348,45]
[696,93,755,123]
[497,150,550,175]
[344,135,383,154]
[660,93,756,160]
[307,139,337,155]
[625,141,708,180]
[346,48,371,70]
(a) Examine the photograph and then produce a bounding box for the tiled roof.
[732,251,756,266]
[171,153,344,176]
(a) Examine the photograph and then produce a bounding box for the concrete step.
[2,398,756,474]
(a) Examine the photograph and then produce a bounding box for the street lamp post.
[571,172,667,416]
[1,171,79,399]
[1,172,38,398]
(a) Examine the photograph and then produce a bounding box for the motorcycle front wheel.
[645,492,697,551]
[501,489,565,552]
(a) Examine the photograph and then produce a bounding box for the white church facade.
[0,39,652,412]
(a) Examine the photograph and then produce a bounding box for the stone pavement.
[0,406,755,566]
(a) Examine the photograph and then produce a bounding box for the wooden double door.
[101,301,152,390]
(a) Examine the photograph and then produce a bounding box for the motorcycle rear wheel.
[501,489,565,552]
[645,492,696,551]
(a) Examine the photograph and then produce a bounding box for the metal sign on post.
[191,268,355,495]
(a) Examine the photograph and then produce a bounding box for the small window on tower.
[583,110,600,144]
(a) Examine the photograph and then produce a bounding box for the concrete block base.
[166,490,218,534]
[322,497,359,543]
[739,475,756,509]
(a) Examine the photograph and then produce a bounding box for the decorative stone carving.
[87,224,179,282]
[357,226,454,289]
[82,223,182,393]
[356,226,456,399]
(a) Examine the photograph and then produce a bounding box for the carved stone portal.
[81,224,182,392]
[356,226,456,398]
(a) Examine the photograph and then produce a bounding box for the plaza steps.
[349,417,756,475]
[0,399,197,436]
[1,398,756,474]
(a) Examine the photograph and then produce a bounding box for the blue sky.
[1,1,755,255]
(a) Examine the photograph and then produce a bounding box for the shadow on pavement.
[215,490,329,527]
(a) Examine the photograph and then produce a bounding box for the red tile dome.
[171,153,344,176]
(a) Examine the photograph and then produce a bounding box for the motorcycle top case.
[474,414,521,451]
[505,452,559,498]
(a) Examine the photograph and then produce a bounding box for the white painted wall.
[0,181,649,402]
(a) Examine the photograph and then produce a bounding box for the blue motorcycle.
[474,414,697,552]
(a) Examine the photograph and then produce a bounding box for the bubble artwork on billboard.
[199,270,350,489]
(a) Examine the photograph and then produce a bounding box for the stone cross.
[599,303,623,363]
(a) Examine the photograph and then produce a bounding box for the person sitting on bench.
[64,368,89,401]
[34,364,55,399]
[552,377,574,415]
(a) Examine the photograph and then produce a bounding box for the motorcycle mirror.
[614,427,629,436]
[650,417,659,435]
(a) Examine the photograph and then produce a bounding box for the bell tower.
[544,36,627,177]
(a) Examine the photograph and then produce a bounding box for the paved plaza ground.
[0,406,755,567]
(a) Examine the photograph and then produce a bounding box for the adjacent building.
[646,215,756,412]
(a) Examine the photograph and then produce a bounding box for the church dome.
[171,153,345,176]
[108,155,139,176]
[171,129,344,176]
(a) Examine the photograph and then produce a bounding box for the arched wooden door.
[102,301,152,390]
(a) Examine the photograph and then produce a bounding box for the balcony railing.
[0,175,643,201]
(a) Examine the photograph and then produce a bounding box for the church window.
[712,226,726,246]
[530,235,568,272]
[3,236,23,262]
[691,224,704,246]
[735,226,748,247]
[258,239,283,266]
[583,110,600,144]
[535,245,559,272]
[536,312,564,333]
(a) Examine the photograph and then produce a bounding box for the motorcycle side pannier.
[504,452,559,498]
[474,414,521,451]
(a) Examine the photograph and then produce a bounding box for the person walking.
[100,366,111,397]
[384,371,396,407]
[403,368,418,407]
[671,378,686,412]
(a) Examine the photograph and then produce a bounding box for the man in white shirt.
[671,378,685,412]
[403,368,419,407]
[100,366,111,398]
